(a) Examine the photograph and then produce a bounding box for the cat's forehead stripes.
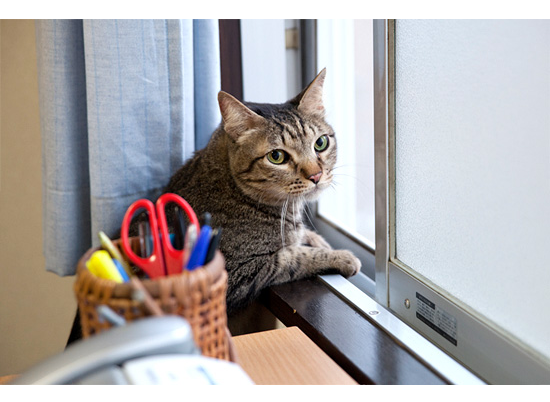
[267,109,321,149]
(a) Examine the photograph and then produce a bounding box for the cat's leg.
[302,229,332,249]
[275,246,360,280]
[226,246,360,313]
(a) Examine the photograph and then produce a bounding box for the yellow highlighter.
[86,250,124,283]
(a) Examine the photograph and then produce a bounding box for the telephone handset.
[12,316,252,385]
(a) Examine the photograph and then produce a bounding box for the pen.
[130,277,164,316]
[204,228,222,265]
[173,208,186,250]
[86,250,125,283]
[138,221,147,258]
[186,214,212,271]
[97,305,126,327]
[112,259,130,282]
[182,225,198,270]
[201,212,212,227]
[144,221,152,257]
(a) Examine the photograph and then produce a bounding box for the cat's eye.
[267,149,288,164]
[314,135,329,152]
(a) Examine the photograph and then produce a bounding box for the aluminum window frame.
[305,20,377,296]
[238,18,488,384]
[376,19,550,384]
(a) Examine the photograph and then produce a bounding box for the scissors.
[121,193,200,278]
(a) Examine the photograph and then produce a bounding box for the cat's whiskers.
[331,163,372,171]
[331,172,368,186]
[329,164,374,196]
[324,181,340,196]
[280,195,290,248]
[292,198,297,232]
[301,196,318,233]
[330,172,374,199]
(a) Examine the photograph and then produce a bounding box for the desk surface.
[0,375,17,385]
[1,326,357,385]
[232,326,357,385]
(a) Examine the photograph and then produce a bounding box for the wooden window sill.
[261,277,449,385]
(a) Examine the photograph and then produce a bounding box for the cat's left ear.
[218,91,265,141]
[291,68,326,117]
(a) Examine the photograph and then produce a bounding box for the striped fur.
[164,69,360,314]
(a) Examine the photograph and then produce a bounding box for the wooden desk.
[1,326,357,385]
[232,326,357,385]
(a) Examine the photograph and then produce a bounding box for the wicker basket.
[74,237,236,362]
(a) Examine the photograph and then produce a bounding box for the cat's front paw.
[303,229,332,249]
[330,250,361,277]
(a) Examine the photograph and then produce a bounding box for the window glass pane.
[317,19,376,248]
[241,19,288,103]
[394,20,550,360]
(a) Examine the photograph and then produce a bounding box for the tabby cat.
[164,69,360,315]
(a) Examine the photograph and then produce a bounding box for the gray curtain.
[35,19,221,276]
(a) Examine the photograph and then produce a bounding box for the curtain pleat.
[35,19,221,276]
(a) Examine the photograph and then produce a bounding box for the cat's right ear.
[218,91,265,141]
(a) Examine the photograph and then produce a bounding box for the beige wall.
[0,19,76,376]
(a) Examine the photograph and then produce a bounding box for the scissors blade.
[156,193,200,275]
[121,199,167,279]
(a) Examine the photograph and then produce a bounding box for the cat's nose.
[308,171,322,184]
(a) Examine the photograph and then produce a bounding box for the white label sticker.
[416,292,458,346]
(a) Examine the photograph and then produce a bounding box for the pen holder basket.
[73,237,236,362]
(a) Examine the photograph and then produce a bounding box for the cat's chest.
[280,213,305,244]
[216,204,306,254]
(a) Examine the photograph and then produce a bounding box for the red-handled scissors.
[121,193,200,278]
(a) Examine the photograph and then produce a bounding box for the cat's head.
[218,69,337,207]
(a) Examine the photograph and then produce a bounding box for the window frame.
[376,19,550,384]
[233,18,485,384]
[303,20,377,296]
[293,18,484,384]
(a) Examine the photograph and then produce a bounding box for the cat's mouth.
[289,177,331,201]
[239,174,332,206]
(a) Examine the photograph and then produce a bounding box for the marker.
[98,231,133,278]
[86,250,124,283]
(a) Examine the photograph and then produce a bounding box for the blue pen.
[112,259,130,282]
[185,214,212,270]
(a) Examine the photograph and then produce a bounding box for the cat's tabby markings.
[164,69,360,314]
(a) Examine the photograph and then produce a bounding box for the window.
[315,19,375,251]
[310,20,378,294]
[238,19,550,384]
[239,19,378,293]
[377,19,550,384]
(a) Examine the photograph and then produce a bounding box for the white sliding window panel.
[240,19,288,103]
[383,19,550,384]
[316,19,376,250]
